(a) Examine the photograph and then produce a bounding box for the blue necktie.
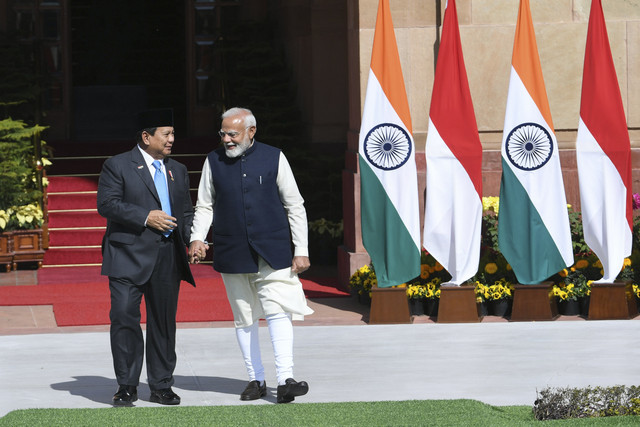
[152,160,172,236]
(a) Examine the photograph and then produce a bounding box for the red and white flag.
[576,0,632,282]
[423,0,483,285]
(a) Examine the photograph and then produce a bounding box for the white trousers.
[221,257,314,328]
[235,312,294,385]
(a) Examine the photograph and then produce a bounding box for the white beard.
[224,140,252,158]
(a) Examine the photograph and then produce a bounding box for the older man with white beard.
[189,107,313,404]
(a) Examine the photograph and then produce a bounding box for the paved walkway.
[1,269,640,417]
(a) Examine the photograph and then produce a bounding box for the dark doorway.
[70,0,186,140]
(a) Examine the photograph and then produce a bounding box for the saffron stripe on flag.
[358,0,421,287]
[497,0,573,285]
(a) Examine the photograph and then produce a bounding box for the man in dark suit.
[97,108,195,406]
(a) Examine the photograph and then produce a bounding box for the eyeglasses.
[218,126,251,138]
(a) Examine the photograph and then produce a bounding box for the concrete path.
[1,319,639,416]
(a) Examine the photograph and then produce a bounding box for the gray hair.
[222,107,257,128]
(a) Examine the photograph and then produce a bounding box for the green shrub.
[533,385,640,420]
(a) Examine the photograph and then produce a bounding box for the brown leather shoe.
[149,387,181,405]
[276,378,308,403]
[113,385,137,406]
[240,380,267,401]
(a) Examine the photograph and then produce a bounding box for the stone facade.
[340,0,640,287]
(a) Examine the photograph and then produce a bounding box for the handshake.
[188,240,210,264]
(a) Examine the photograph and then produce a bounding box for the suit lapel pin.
[169,170,174,182]
[137,165,144,169]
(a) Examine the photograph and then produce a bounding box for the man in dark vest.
[189,107,313,403]
[97,108,195,406]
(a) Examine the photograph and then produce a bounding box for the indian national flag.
[497,0,573,284]
[576,0,632,282]
[358,0,421,288]
[423,0,483,285]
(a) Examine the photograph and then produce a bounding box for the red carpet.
[44,176,105,267]
[0,265,349,326]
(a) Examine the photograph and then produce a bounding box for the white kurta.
[190,150,313,327]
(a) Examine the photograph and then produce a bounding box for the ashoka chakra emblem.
[505,122,553,171]
[364,123,412,171]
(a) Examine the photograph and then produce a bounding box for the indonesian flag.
[497,0,573,284]
[576,0,632,283]
[423,0,483,285]
[358,0,421,287]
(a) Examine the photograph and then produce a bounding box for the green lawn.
[1,400,639,426]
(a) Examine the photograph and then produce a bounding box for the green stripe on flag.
[359,159,421,287]
[498,160,567,284]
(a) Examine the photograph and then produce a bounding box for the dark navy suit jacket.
[97,146,195,286]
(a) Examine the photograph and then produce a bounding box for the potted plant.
[551,280,590,316]
[476,278,515,317]
[632,284,640,314]
[421,278,442,317]
[348,264,376,305]
[4,203,45,269]
[0,118,49,270]
[406,283,427,316]
[0,209,13,272]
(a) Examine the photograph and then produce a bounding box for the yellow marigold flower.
[506,264,512,271]
[484,263,498,274]
[434,262,444,272]
[482,196,500,214]
[558,269,568,277]
[594,260,603,268]
[575,259,589,269]
[624,258,632,267]
[420,265,429,279]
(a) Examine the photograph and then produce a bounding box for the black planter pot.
[409,299,425,316]
[488,299,511,317]
[558,299,581,316]
[357,293,371,306]
[423,299,439,317]
[478,301,488,317]
[579,296,590,317]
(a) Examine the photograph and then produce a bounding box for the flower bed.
[348,196,640,319]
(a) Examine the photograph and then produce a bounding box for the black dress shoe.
[240,380,267,401]
[113,385,137,406]
[149,387,181,405]
[276,378,309,404]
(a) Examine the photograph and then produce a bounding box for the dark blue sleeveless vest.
[207,141,292,273]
